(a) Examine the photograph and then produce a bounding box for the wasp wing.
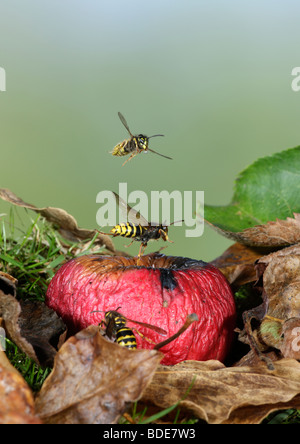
[104,317,117,340]
[113,192,149,226]
[126,317,167,336]
[118,112,133,137]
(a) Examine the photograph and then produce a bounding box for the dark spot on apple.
[159,269,177,290]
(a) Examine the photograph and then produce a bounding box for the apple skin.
[46,253,236,365]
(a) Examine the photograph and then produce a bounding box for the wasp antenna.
[169,220,184,226]
[148,134,165,139]
[147,148,173,160]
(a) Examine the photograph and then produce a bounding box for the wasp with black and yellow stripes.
[94,309,167,350]
[111,112,172,166]
[98,192,181,257]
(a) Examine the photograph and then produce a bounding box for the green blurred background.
[1,0,300,261]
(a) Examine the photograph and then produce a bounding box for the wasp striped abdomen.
[104,310,137,350]
[111,140,128,157]
[111,223,145,239]
[116,327,137,349]
[111,138,139,157]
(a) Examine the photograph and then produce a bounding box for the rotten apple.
[46,253,236,365]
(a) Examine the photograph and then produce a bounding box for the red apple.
[46,253,236,365]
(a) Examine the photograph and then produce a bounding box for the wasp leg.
[124,240,135,248]
[122,152,138,166]
[138,242,147,257]
[156,245,168,253]
[136,243,147,265]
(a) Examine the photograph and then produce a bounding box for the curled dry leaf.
[206,213,300,248]
[0,272,17,297]
[235,213,300,247]
[259,250,300,321]
[280,318,300,361]
[35,325,162,424]
[0,291,66,367]
[0,188,115,252]
[0,291,36,363]
[210,242,265,286]
[0,352,41,424]
[18,299,67,367]
[256,242,300,267]
[241,244,300,366]
[141,359,300,424]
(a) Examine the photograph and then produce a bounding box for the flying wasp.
[93,308,167,350]
[98,192,182,257]
[111,112,172,166]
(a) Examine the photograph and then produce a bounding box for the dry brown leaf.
[35,325,162,424]
[0,291,36,362]
[141,359,300,424]
[18,299,67,366]
[0,352,41,424]
[280,318,300,360]
[211,242,265,286]
[233,348,280,368]
[241,244,300,366]
[260,252,300,321]
[0,188,115,252]
[0,291,66,367]
[216,213,300,248]
[0,272,17,297]
[256,242,300,267]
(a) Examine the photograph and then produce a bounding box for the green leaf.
[204,146,300,233]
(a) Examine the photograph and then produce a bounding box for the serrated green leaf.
[205,146,300,233]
